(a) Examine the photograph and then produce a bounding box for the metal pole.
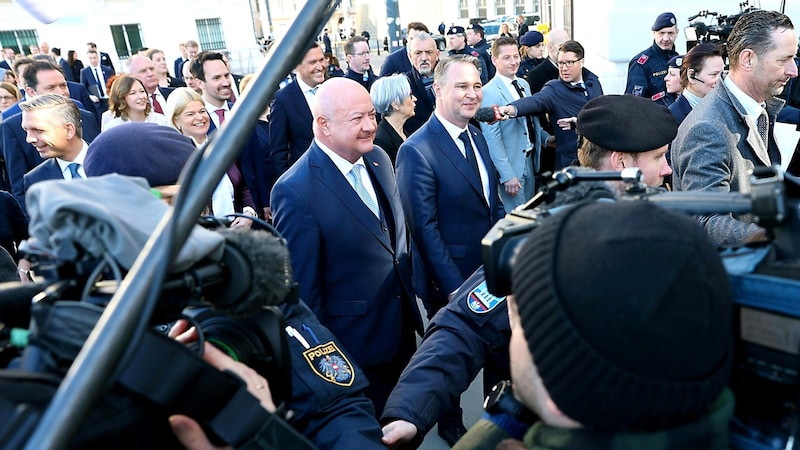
[23,1,341,448]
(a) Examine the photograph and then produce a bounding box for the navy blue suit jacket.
[271,143,422,367]
[404,68,436,136]
[79,65,113,97]
[2,107,99,210]
[379,47,412,76]
[68,81,99,126]
[21,158,63,214]
[396,114,504,311]
[174,57,187,80]
[269,81,314,178]
[59,59,74,82]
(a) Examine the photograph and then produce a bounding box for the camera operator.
[452,201,733,450]
[381,95,679,449]
[83,123,387,449]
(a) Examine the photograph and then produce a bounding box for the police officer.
[625,12,679,107]
[517,30,545,79]
[447,25,489,84]
[466,23,495,80]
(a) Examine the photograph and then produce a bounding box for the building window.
[110,24,143,59]
[496,0,507,16]
[196,18,226,51]
[477,0,487,18]
[459,0,469,19]
[515,0,525,14]
[0,29,39,55]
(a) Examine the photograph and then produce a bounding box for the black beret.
[466,23,484,32]
[447,25,465,35]
[576,94,677,153]
[85,122,196,186]
[652,12,677,31]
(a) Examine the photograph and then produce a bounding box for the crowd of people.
[0,8,796,449]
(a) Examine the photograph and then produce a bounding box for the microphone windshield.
[474,106,501,123]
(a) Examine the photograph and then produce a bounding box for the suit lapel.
[721,84,772,166]
[309,145,393,251]
[430,116,487,205]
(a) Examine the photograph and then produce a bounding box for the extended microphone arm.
[23,1,341,448]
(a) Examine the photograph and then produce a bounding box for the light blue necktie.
[67,162,82,179]
[348,165,379,218]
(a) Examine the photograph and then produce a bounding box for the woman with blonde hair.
[164,87,257,227]
[145,48,186,88]
[104,75,168,130]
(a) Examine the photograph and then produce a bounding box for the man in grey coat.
[671,10,797,246]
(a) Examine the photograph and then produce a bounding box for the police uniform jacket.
[344,67,378,92]
[449,46,489,85]
[625,42,677,106]
[281,298,386,449]
[517,57,543,79]
[382,267,510,439]
[473,39,495,80]
[509,72,603,170]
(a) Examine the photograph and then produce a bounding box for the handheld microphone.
[474,106,503,123]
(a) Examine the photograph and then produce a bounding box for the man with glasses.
[497,40,603,170]
[344,36,378,92]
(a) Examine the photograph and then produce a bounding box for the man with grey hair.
[671,10,798,246]
[380,21,430,76]
[404,32,440,134]
[21,94,87,211]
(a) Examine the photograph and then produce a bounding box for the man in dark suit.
[269,43,325,180]
[24,55,100,125]
[86,42,115,74]
[128,55,174,114]
[380,22,430,77]
[80,49,113,117]
[173,42,188,81]
[395,54,504,445]
[272,77,422,418]
[404,32,439,135]
[2,61,100,211]
[19,94,88,215]
[51,48,73,81]
[0,48,12,71]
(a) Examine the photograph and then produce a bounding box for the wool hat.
[577,94,677,152]
[519,31,544,47]
[447,25,466,35]
[668,54,684,69]
[511,201,733,431]
[652,12,677,31]
[85,122,196,187]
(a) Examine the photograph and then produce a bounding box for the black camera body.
[482,167,800,449]
[684,2,759,60]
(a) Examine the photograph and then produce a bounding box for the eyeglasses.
[349,51,370,57]
[0,95,16,102]
[556,58,583,68]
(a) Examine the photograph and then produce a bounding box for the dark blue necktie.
[458,131,480,178]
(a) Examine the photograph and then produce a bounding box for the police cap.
[668,54,684,69]
[651,12,677,31]
[466,23,484,32]
[447,25,466,35]
[576,94,677,152]
[519,30,544,47]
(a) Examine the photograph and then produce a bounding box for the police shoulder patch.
[466,280,507,314]
[651,91,665,101]
[637,54,649,65]
[303,341,355,386]
[632,85,644,96]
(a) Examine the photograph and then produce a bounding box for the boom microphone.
[163,228,294,318]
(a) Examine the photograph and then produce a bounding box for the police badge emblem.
[304,341,355,386]
[466,281,506,314]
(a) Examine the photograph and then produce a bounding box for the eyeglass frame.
[556,58,584,68]
[348,51,371,57]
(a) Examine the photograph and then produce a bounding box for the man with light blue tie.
[481,36,543,209]
[80,50,113,116]
[20,94,88,217]
[272,77,423,418]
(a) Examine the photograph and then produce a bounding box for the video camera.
[0,215,294,449]
[482,166,800,449]
[684,2,759,58]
